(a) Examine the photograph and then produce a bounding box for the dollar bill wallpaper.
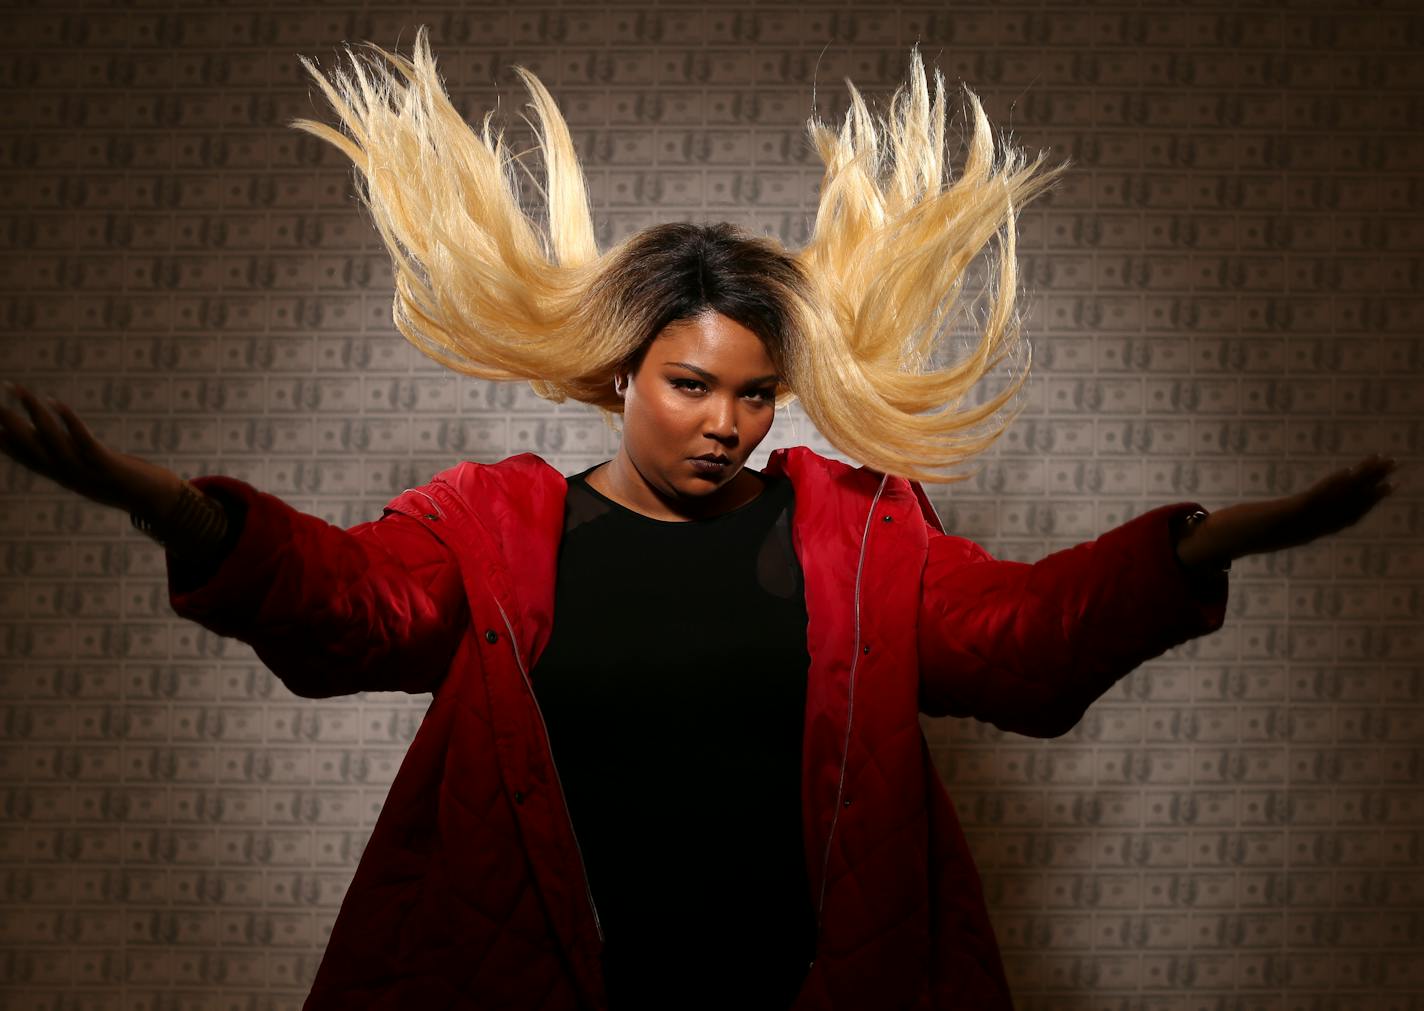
[0,2,1420,1008]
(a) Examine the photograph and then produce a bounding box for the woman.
[0,31,1399,1011]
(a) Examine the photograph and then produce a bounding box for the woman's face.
[613,309,780,515]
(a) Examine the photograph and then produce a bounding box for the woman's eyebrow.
[666,361,781,385]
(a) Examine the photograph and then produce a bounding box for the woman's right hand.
[0,381,184,518]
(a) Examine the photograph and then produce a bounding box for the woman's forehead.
[648,312,774,366]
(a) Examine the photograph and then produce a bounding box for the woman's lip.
[689,457,729,472]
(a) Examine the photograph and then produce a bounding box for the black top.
[531,463,816,1010]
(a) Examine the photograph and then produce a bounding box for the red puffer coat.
[166,445,1228,1010]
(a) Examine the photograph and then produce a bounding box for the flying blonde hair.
[291,27,1067,483]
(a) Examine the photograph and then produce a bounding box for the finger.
[0,415,48,474]
[17,390,86,479]
[0,396,29,436]
[1343,474,1397,520]
[1348,465,1394,498]
[1347,481,1397,524]
[48,399,105,462]
[1342,456,1394,488]
[0,383,50,465]
[0,399,50,468]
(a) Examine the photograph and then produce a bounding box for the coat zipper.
[492,594,606,944]
[814,474,888,935]
[401,488,442,517]
[409,488,604,946]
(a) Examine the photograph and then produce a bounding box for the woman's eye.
[670,378,774,404]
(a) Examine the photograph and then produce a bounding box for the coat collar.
[438,447,945,535]
[761,446,946,535]
[458,445,946,533]
[432,444,945,674]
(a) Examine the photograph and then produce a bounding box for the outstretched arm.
[1173,453,1398,573]
[917,454,1399,737]
[0,381,469,699]
[162,474,469,698]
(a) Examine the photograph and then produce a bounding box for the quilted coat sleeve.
[162,474,469,699]
[917,502,1229,737]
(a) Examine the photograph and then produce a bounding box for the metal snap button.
[843,797,852,807]
[862,644,870,654]
[882,514,892,522]
[513,790,524,804]
[485,629,499,644]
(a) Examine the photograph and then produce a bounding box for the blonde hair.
[292,28,1067,483]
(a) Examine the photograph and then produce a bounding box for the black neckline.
[571,464,776,526]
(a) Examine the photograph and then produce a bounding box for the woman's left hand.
[1259,453,1400,554]
[1174,453,1401,572]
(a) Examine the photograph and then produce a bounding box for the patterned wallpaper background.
[1,2,1421,1008]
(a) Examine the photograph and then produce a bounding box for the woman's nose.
[705,397,739,438]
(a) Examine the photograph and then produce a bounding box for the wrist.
[1172,507,1233,574]
[130,479,231,560]
[126,465,187,524]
